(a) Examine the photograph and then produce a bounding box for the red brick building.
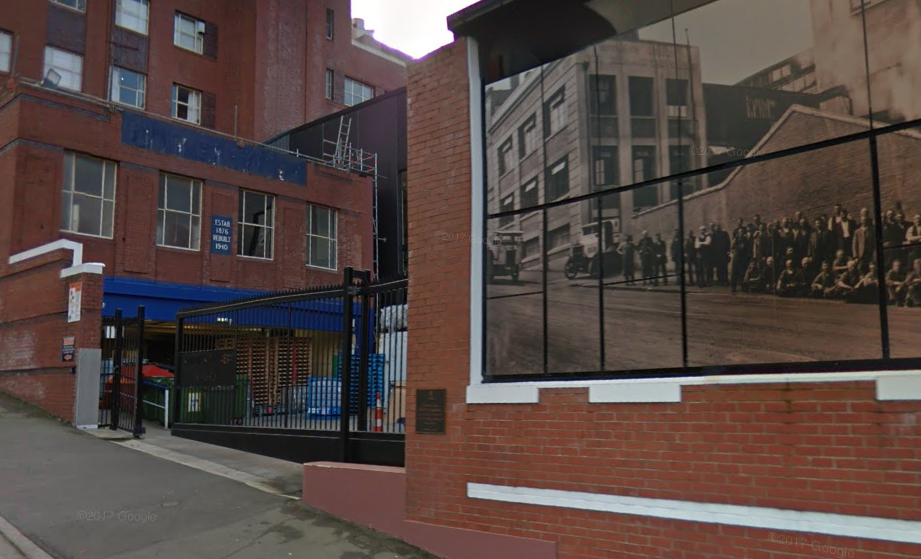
[0,0,407,422]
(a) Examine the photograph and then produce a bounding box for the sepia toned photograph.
[484,0,921,377]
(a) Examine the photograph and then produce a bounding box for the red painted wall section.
[404,39,921,559]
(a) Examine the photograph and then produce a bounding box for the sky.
[352,0,814,85]
[351,0,478,59]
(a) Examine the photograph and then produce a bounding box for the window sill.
[116,24,149,37]
[156,244,200,253]
[237,255,274,262]
[306,264,337,272]
[61,230,114,241]
[466,370,921,404]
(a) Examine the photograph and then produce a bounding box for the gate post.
[110,309,123,431]
[132,306,146,438]
[339,267,355,463]
[356,274,372,431]
[173,315,184,426]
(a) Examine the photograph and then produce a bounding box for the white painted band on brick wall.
[61,263,105,279]
[9,239,83,267]
[466,370,921,404]
[467,483,921,546]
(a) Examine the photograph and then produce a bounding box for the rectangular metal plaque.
[210,215,233,255]
[415,389,446,434]
[180,349,235,387]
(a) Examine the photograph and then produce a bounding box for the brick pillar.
[404,39,474,521]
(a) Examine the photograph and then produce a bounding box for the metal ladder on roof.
[332,117,352,169]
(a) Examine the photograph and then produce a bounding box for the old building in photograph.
[485,36,706,271]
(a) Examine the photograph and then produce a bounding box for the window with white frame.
[518,115,537,159]
[111,67,146,108]
[174,13,204,54]
[116,0,150,35]
[43,46,83,91]
[171,84,201,124]
[544,88,566,137]
[157,174,202,250]
[50,0,85,11]
[325,69,334,100]
[238,190,274,259]
[0,32,11,74]
[344,78,373,107]
[61,152,116,238]
[326,9,335,40]
[306,205,337,270]
[498,139,514,175]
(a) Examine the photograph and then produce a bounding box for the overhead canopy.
[447,0,718,83]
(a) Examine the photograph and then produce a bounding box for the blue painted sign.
[120,112,307,185]
[211,215,233,255]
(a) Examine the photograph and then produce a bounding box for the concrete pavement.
[0,394,434,559]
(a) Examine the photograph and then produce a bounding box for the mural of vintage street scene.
[484,0,921,377]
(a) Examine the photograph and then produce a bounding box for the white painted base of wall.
[467,370,921,404]
[468,483,921,546]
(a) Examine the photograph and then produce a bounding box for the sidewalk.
[0,394,434,559]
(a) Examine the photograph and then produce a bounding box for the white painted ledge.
[877,374,921,401]
[61,263,105,279]
[467,370,921,404]
[468,483,921,546]
[9,239,83,267]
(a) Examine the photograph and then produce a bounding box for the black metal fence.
[98,307,146,437]
[172,268,408,466]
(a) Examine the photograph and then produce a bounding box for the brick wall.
[0,0,406,143]
[0,248,103,422]
[405,40,921,559]
[0,90,373,290]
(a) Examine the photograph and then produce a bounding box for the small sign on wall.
[67,282,82,323]
[211,215,233,255]
[62,336,75,363]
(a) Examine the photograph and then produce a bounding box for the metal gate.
[98,306,147,437]
[172,268,407,467]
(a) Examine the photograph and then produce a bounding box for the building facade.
[0,0,409,143]
[0,0,395,420]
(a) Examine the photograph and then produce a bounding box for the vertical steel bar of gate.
[133,306,146,438]
[173,316,184,426]
[339,267,355,463]
[111,309,123,431]
[356,279,371,432]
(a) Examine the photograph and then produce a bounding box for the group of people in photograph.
[618,204,921,307]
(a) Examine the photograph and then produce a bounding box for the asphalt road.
[487,270,921,376]
[0,395,433,559]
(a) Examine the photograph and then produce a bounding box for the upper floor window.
[50,0,85,12]
[666,78,689,118]
[326,9,335,40]
[306,205,338,270]
[499,194,514,227]
[61,152,116,238]
[517,114,537,159]
[43,46,82,91]
[111,67,146,108]
[238,190,274,259]
[543,87,566,137]
[344,78,373,106]
[545,156,569,201]
[520,178,538,208]
[590,75,617,116]
[0,32,11,74]
[116,0,150,35]
[325,69,334,100]
[498,139,514,175]
[158,174,202,250]
[171,84,201,124]
[174,13,205,54]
